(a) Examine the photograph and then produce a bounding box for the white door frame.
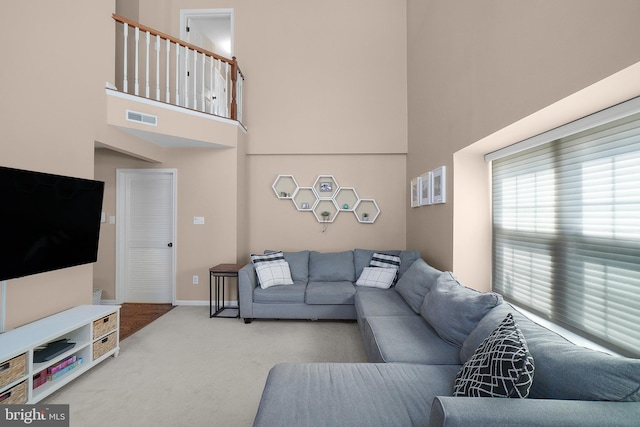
[178,9,234,110]
[115,168,177,304]
[179,9,234,56]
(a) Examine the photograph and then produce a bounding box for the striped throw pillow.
[369,252,401,283]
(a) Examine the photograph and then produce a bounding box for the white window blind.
[492,102,640,357]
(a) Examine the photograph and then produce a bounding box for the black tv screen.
[0,166,105,281]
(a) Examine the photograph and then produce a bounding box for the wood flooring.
[118,303,175,341]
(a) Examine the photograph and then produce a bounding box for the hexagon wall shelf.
[272,174,380,223]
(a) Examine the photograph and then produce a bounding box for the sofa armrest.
[429,396,640,427]
[238,263,257,320]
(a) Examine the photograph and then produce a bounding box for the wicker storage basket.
[93,332,117,360]
[0,380,27,404]
[93,312,117,338]
[0,354,27,389]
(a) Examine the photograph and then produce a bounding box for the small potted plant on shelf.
[321,211,330,221]
[362,212,370,221]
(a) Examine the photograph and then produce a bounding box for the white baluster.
[155,35,160,100]
[209,57,214,114]
[224,61,230,118]
[192,49,197,109]
[123,23,128,93]
[237,74,243,122]
[175,42,180,105]
[214,59,220,115]
[200,52,205,112]
[145,31,150,98]
[183,46,189,108]
[166,39,171,103]
[134,27,139,96]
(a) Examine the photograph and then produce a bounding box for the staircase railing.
[112,14,244,124]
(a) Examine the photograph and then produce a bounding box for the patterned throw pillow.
[453,313,535,398]
[251,251,286,265]
[369,253,401,283]
[253,261,294,289]
[251,251,293,289]
[356,267,397,289]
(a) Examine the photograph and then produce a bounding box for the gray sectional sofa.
[238,249,421,323]
[244,250,640,426]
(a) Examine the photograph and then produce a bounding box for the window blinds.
[492,105,640,357]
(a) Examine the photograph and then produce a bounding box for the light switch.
[193,216,205,225]
[101,212,106,223]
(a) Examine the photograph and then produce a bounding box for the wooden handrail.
[112,13,233,66]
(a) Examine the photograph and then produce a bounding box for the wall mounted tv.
[0,166,105,281]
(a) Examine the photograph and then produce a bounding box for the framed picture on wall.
[431,166,446,204]
[319,182,333,192]
[410,177,421,207]
[420,172,431,206]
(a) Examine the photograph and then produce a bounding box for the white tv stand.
[0,305,120,404]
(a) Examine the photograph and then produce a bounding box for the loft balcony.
[105,14,245,152]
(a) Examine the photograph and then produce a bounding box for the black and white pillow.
[453,313,535,398]
[356,267,397,289]
[251,251,286,265]
[369,253,401,282]
[251,251,293,289]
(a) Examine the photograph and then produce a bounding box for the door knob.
[167,243,173,247]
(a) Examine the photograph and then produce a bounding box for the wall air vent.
[126,110,157,126]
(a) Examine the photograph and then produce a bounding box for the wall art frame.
[420,172,431,206]
[430,166,446,204]
[410,177,421,207]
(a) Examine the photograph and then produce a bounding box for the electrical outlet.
[192,275,199,285]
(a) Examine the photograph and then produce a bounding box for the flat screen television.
[0,166,105,281]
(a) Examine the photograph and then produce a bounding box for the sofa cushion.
[308,251,355,282]
[421,272,502,348]
[306,281,356,305]
[253,363,461,427]
[354,288,417,318]
[283,250,310,282]
[394,258,442,313]
[361,316,462,364]
[253,282,307,304]
[398,250,421,279]
[454,313,535,398]
[462,303,640,402]
[356,267,397,289]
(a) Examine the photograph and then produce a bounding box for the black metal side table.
[209,263,244,318]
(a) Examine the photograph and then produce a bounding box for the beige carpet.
[44,306,367,426]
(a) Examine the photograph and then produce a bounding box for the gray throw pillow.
[394,258,442,313]
[421,272,503,348]
[308,251,355,282]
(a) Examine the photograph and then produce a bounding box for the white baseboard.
[98,299,238,308]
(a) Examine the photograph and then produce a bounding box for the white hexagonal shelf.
[293,187,318,211]
[335,187,359,212]
[313,199,340,223]
[354,199,380,223]
[313,175,339,199]
[272,175,298,199]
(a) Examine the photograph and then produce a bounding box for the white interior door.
[116,169,176,303]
